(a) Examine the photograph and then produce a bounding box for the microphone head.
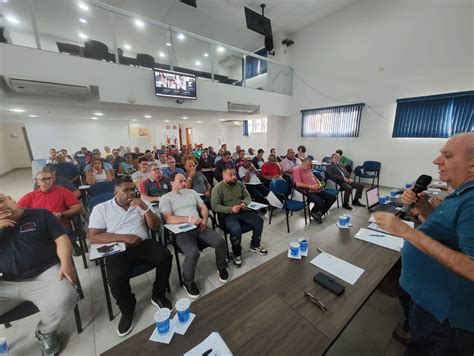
[413,174,432,193]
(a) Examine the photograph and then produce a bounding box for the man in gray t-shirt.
[184,159,211,209]
[160,172,228,299]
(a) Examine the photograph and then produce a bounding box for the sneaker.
[183,282,200,298]
[352,199,366,207]
[117,311,134,337]
[35,330,61,356]
[343,203,353,210]
[311,210,323,224]
[217,268,229,283]
[151,295,172,309]
[71,241,83,257]
[250,245,268,255]
[234,255,242,267]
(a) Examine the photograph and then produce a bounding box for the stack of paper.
[310,252,364,285]
[368,215,414,235]
[354,228,404,252]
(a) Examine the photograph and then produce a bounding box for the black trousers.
[307,190,337,214]
[106,239,172,314]
[245,184,270,204]
[339,181,364,204]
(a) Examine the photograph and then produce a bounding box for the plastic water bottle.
[0,337,9,355]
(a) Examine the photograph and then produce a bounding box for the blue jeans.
[406,302,474,356]
[223,210,263,256]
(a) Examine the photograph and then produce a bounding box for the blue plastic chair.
[88,192,115,212]
[268,179,307,233]
[88,181,115,198]
[354,161,381,188]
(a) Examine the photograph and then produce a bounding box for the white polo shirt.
[88,197,153,240]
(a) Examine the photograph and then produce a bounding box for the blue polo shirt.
[400,180,474,332]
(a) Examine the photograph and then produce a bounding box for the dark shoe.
[352,199,366,207]
[151,294,172,309]
[311,210,323,224]
[35,330,61,356]
[250,245,268,255]
[217,268,229,283]
[233,255,242,267]
[392,321,411,345]
[117,310,134,337]
[343,203,353,210]
[183,282,200,298]
[71,241,83,257]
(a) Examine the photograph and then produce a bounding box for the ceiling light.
[123,44,131,50]
[182,116,188,120]
[177,33,185,40]
[91,117,99,120]
[28,114,38,118]
[165,42,172,47]
[9,108,25,113]
[134,19,145,28]
[144,115,152,118]
[159,52,165,58]
[79,18,87,24]
[78,2,89,11]
[195,60,201,66]
[164,120,170,122]
[203,53,209,57]
[219,118,225,121]
[5,15,19,24]
[131,119,138,122]
[197,120,202,123]
[78,32,88,40]
[93,112,104,116]
[217,46,225,53]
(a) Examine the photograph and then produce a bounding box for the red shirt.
[261,162,281,178]
[18,186,80,228]
[293,167,322,193]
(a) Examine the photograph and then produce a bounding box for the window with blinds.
[301,103,365,137]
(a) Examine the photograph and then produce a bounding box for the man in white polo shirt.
[88,177,172,337]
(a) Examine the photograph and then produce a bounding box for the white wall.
[282,0,473,187]
[0,123,31,175]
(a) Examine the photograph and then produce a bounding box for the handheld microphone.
[398,174,432,219]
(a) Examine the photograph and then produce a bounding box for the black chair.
[322,156,331,164]
[70,216,89,269]
[214,212,255,260]
[88,181,115,198]
[136,53,155,69]
[57,42,83,56]
[84,40,109,61]
[354,161,381,188]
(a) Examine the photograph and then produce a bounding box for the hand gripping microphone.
[398,174,432,219]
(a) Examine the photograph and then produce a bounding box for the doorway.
[185,127,193,146]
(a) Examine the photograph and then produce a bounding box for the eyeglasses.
[120,187,135,193]
[37,177,53,182]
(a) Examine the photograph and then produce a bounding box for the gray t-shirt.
[159,189,203,217]
[189,171,208,194]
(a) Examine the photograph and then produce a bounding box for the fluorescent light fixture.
[144,115,152,118]
[134,19,145,28]
[28,114,38,118]
[79,18,87,24]
[91,117,99,120]
[131,119,138,122]
[177,33,185,40]
[159,52,166,58]
[164,120,170,122]
[203,53,209,57]
[78,32,88,40]
[123,44,131,50]
[93,112,104,116]
[5,15,19,24]
[181,116,188,120]
[78,2,89,10]
[195,60,201,66]
[9,108,25,113]
[165,42,172,47]
[197,120,202,123]
[217,46,225,53]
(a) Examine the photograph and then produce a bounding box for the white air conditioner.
[218,55,241,68]
[220,120,243,126]
[5,77,91,99]
[227,101,260,114]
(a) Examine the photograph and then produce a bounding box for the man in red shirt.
[293,158,337,224]
[261,154,282,185]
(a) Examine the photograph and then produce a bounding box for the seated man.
[131,156,149,187]
[156,153,169,170]
[184,159,212,208]
[139,163,171,204]
[53,152,81,185]
[252,149,265,169]
[234,149,246,171]
[231,145,241,161]
[34,164,81,199]
[335,149,354,174]
[281,148,302,182]
[0,193,78,356]
[238,158,270,204]
[214,151,234,182]
[261,154,282,183]
[211,168,268,267]
[88,177,172,337]
[160,173,228,298]
[293,158,337,224]
[326,152,366,210]
[118,153,136,176]
[162,156,185,178]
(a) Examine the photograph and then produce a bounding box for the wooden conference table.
[103,213,400,355]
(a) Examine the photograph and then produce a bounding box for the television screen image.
[154,69,197,100]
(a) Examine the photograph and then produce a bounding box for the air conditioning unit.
[218,55,241,68]
[220,120,243,126]
[5,77,91,99]
[227,101,260,114]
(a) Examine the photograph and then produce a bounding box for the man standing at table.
[88,177,172,337]
[375,132,474,355]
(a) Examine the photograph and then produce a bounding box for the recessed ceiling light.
[195,60,201,66]
[78,32,88,40]
[177,33,185,40]
[134,19,145,28]
[78,2,89,11]
[164,120,170,122]
[217,46,225,53]
[159,52,166,58]
[123,44,131,50]
[5,15,19,24]
[165,42,172,47]
[182,116,188,120]
[219,118,225,121]
[91,117,99,120]
[131,119,138,122]
[93,112,104,116]
[144,115,152,118]
[79,18,87,24]
[203,53,209,57]
[28,114,38,118]
[197,120,202,123]
[9,108,25,113]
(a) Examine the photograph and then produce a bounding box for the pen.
[202,349,213,356]
[317,247,331,258]
[369,234,385,237]
[303,291,328,312]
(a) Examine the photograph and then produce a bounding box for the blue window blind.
[301,103,365,137]
[392,91,473,138]
[243,120,249,136]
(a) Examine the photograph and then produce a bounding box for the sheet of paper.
[184,332,233,356]
[164,223,197,234]
[173,313,196,335]
[149,317,178,344]
[266,191,283,209]
[310,252,364,285]
[247,201,268,210]
[354,228,404,252]
[368,216,414,235]
[89,243,126,260]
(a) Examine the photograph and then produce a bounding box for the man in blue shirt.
[375,132,474,355]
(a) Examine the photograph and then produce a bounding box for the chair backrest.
[0,301,39,324]
[89,181,115,197]
[363,161,381,171]
[88,192,114,211]
[269,178,288,195]
[57,42,82,56]
[84,40,109,61]
[136,53,155,68]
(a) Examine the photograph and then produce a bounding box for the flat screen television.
[244,7,272,37]
[154,69,197,100]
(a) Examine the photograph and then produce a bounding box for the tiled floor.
[0,168,406,356]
